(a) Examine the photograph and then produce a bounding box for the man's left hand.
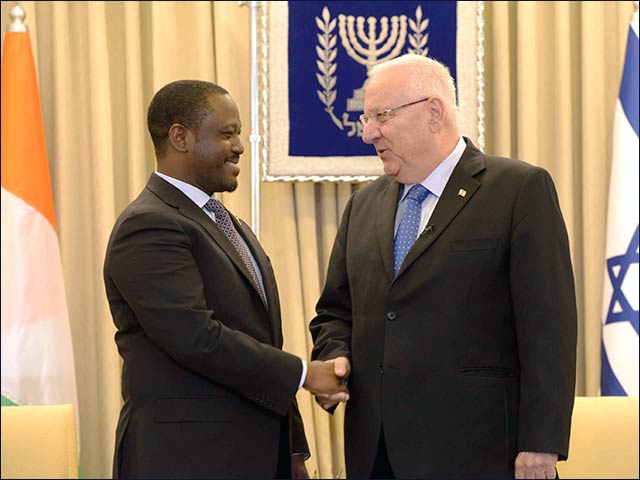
[291,454,309,479]
[515,451,558,479]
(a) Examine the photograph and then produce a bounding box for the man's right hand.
[303,359,349,402]
[316,357,351,411]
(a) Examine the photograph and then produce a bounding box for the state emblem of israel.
[285,2,458,160]
[262,1,481,180]
[314,5,430,139]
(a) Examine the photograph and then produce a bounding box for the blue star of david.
[604,225,639,335]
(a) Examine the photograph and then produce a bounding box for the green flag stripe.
[1,395,18,406]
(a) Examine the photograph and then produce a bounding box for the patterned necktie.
[203,198,267,304]
[394,184,430,275]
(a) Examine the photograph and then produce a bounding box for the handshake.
[302,356,351,411]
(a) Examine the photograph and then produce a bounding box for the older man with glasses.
[310,54,577,479]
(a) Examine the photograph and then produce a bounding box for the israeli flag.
[601,11,639,396]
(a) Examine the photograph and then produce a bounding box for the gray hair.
[369,54,459,127]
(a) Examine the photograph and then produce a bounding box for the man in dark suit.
[310,55,577,478]
[104,80,347,479]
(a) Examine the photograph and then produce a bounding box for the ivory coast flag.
[1,21,78,410]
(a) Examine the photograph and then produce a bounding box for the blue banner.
[287,1,457,157]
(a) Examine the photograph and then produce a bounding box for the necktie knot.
[406,184,430,203]
[203,198,224,217]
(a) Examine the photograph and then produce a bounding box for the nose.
[232,136,244,155]
[361,120,382,144]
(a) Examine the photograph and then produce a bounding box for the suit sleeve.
[290,397,310,458]
[309,194,355,362]
[509,167,577,459]
[104,210,301,417]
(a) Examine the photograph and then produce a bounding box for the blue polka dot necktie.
[204,198,267,305]
[394,184,430,276]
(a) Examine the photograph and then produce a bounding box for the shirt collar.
[154,171,216,208]
[398,136,466,202]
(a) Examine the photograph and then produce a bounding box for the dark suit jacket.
[310,139,577,478]
[104,174,308,478]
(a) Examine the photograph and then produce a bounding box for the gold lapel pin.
[457,188,467,198]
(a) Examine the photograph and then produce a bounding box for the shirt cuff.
[298,359,307,390]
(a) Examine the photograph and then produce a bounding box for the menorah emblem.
[315,6,429,138]
[338,13,407,112]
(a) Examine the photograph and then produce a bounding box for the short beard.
[223,181,238,193]
[208,176,238,194]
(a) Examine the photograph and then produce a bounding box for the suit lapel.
[376,178,401,282]
[146,175,269,312]
[394,140,486,278]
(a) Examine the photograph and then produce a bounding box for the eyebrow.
[219,123,241,131]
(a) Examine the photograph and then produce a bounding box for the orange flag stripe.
[1,31,57,231]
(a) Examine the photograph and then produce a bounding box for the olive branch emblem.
[315,7,342,130]
[408,6,429,55]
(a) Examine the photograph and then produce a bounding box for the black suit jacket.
[104,174,308,478]
[310,139,577,478]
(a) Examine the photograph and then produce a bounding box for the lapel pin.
[457,188,467,198]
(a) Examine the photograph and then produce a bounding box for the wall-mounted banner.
[259,1,484,182]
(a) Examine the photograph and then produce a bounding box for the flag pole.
[239,0,262,238]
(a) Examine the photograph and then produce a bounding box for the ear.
[427,97,446,132]
[167,123,191,153]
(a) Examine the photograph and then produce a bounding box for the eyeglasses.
[359,97,431,126]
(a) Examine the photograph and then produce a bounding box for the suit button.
[386,311,397,321]
[379,364,384,374]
